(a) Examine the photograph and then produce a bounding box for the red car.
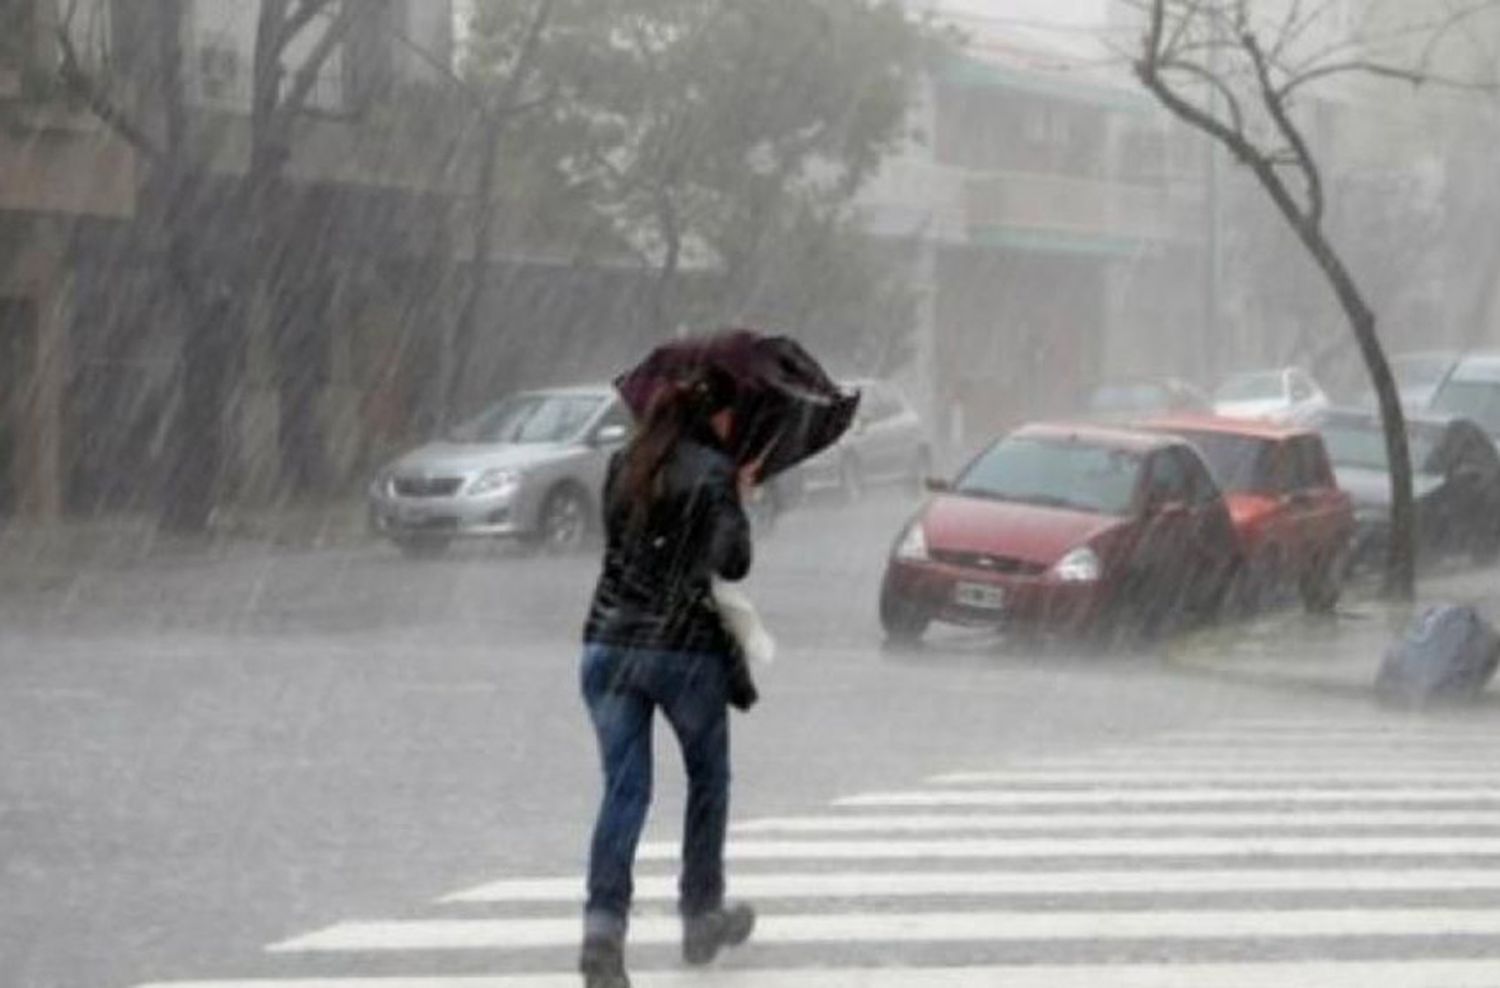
[879,423,1240,644]
[1137,416,1354,612]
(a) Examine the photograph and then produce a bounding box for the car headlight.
[468,468,522,497]
[1052,546,1101,583]
[894,521,929,562]
[369,470,394,498]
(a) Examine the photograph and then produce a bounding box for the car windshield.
[1215,372,1283,403]
[1089,383,1164,414]
[956,437,1142,516]
[1321,420,1443,472]
[1171,431,1274,493]
[448,394,603,444]
[1432,380,1500,437]
[1392,355,1454,390]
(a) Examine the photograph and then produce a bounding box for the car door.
[1285,435,1348,570]
[1440,423,1500,553]
[1178,446,1238,609]
[1133,448,1198,611]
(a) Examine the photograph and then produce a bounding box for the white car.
[368,385,631,557]
[1213,367,1329,423]
[794,379,930,500]
[1430,352,1500,445]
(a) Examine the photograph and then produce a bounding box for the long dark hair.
[618,366,737,516]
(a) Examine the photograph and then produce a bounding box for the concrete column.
[15,222,67,521]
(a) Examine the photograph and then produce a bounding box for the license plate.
[955,582,1006,611]
[398,506,430,524]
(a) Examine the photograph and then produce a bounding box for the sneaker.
[579,936,630,988]
[682,902,755,966]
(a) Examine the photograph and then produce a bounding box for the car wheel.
[394,535,451,559]
[1299,552,1343,614]
[538,485,592,554]
[879,578,930,645]
[839,455,865,504]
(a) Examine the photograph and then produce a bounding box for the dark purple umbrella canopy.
[614,329,860,480]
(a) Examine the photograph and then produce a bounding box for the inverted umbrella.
[614,329,860,481]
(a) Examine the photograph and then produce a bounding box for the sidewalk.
[1166,565,1500,698]
[0,501,370,593]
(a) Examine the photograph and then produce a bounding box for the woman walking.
[578,366,757,988]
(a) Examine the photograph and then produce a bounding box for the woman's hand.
[737,462,760,500]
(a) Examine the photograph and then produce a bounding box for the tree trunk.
[446,116,502,428]
[155,0,233,533]
[651,190,683,334]
[1248,160,1416,599]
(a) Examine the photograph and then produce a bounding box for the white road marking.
[731,809,1500,833]
[838,787,1500,807]
[931,769,1500,785]
[124,960,1500,988]
[440,866,1500,904]
[633,834,1500,860]
[269,908,1500,953]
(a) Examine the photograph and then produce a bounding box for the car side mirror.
[925,477,952,494]
[594,424,630,446]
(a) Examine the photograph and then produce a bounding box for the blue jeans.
[581,643,731,940]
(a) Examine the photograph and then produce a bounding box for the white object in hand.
[711,578,777,665]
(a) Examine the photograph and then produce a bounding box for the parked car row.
[368,378,929,557]
[879,414,1353,646]
[1086,349,1500,565]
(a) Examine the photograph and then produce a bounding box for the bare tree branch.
[54,22,163,161]
[1159,57,1247,135]
[279,0,338,55]
[280,0,362,122]
[1244,28,1323,225]
[1280,59,1500,98]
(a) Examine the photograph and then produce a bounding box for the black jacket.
[583,433,752,657]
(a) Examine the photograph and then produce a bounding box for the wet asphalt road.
[0,491,1414,986]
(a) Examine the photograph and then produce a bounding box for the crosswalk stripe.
[440,866,1500,903]
[124,960,1500,988]
[999,754,1500,769]
[1164,725,1500,737]
[931,769,1500,784]
[269,908,1500,953]
[1122,740,1500,752]
[731,809,1500,833]
[634,834,1500,860]
[838,787,1500,807]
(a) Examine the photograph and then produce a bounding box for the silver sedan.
[368,386,631,557]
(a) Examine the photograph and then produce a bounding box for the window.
[1177,448,1220,507]
[1433,379,1500,437]
[197,36,244,106]
[1143,450,1191,508]
[591,401,633,442]
[957,437,1143,517]
[1280,437,1330,492]
[448,394,605,445]
[1214,372,1284,403]
[1173,431,1275,494]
